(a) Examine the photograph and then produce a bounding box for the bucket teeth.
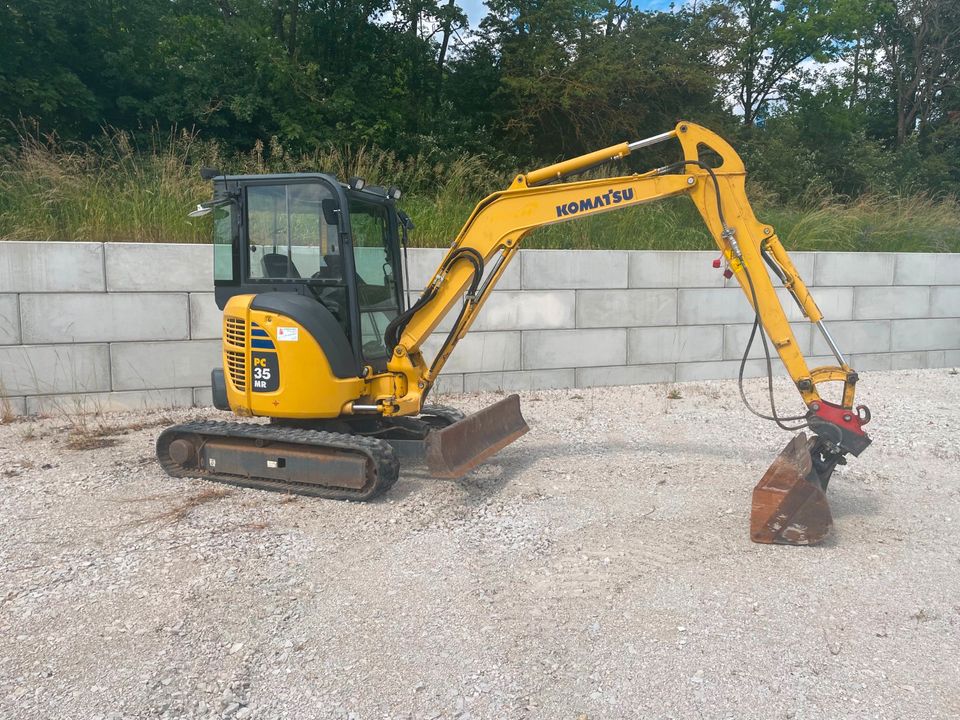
[751,432,833,546]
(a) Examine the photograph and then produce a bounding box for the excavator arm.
[382,122,872,543]
[387,123,868,433]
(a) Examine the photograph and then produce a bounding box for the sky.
[459,0,676,27]
[460,0,486,25]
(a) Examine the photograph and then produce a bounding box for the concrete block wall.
[408,249,959,393]
[1,241,958,415]
[0,242,220,415]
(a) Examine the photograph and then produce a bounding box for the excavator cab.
[208,174,406,376]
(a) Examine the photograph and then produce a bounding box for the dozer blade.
[424,394,529,478]
[750,432,833,546]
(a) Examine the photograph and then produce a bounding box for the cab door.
[346,196,405,371]
[237,176,365,365]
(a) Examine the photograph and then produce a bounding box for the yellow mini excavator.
[158,122,873,546]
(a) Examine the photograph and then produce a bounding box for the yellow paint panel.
[221,294,364,419]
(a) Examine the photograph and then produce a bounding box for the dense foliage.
[0,0,957,246]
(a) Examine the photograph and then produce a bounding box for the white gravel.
[1,368,958,719]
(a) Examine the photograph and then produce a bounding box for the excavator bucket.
[425,394,529,478]
[750,432,833,546]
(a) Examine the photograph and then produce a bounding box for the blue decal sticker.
[250,322,275,349]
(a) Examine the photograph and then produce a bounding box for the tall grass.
[763,192,960,252]
[1,126,957,251]
[0,126,213,242]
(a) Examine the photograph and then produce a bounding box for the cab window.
[246,183,339,280]
[213,203,235,282]
[349,200,401,361]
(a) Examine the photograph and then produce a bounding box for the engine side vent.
[225,350,246,392]
[224,316,246,348]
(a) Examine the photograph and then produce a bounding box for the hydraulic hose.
[425,248,485,394]
[658,159,808,429]
[385,246,484,352]
[737,264,809,430]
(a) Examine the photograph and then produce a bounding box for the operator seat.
[315,253,342,280]
[261,253,301,278]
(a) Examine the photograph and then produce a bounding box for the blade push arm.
[384,122,870,458]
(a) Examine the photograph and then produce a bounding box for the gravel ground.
[1,368,958,720]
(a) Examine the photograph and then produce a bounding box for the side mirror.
[187,196,233,218]
[321,199,340,226]
[397,210,415,231]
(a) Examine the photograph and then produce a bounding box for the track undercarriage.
[157,395,529,501]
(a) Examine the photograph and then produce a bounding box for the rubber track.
[157,420,400,501]
[419,405,466,426]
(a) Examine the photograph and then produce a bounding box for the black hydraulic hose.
[738,260,809,430]
[425,248,485,394]
[385,244,486,402]
[448,246,485,297]
[760,241,806,315]
[384,284,437,351]
[658,159,808,428]
[658,159,730,229]
[759,241,786,283]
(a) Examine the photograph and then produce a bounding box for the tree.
[872,0,960,145]
[715,0,858,126]
[434,0,468,105]
[0,0,169,142]
[480,1,725,158]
